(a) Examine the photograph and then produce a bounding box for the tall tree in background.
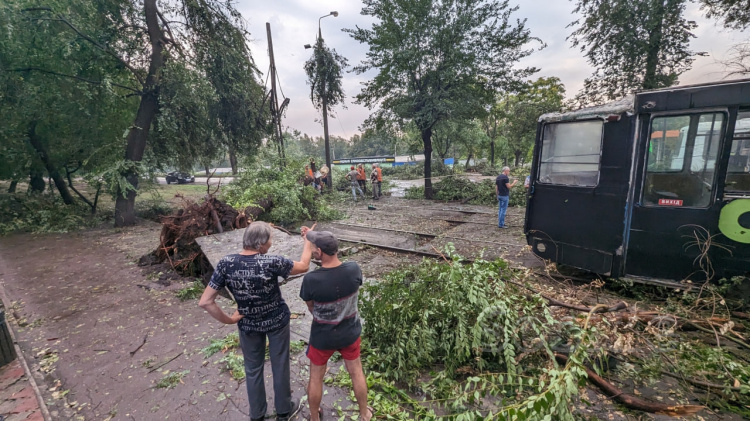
[347,0,539,198]
[569,0,701,105]
[304,36,348,187]
[498,77,565,167]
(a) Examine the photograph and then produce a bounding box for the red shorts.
[306,337,361,366]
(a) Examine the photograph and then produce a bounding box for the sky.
[234,0,748,139]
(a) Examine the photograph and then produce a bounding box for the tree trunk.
[28,167,45,193]
[490,140,495,167]
[229,148,238,175]
[465,152,472,168]
[514,149,523,168]
[422,127,433,199]
[114,0,165,227]
[7,180,17,193]
[26,122,75,204]
[643,0,666,90]
[204,165,210,176]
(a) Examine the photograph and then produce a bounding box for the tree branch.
[24,9,145,86]
[10,67,141,94]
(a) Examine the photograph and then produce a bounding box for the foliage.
[0,193,106,235]
[569,0,702,105]
[496,78,566,167]
[403,175,528,207]
[222,158,343,225]
[359,246,596,419]
[218,352,246,381]
[176,280,204,301]
[304,37,348,117]
[202,332,240,358]
[382,161,453,180]
[700,0,750,30]
[155,370,190,389]
[346,0,539,198]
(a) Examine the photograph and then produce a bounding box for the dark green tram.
[525,79,750,281]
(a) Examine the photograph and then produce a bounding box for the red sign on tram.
[658,198,683,206]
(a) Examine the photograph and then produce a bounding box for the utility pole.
[266,22,285,165]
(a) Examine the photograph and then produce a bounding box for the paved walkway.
[0,359,44,421]
[1,285,49,421]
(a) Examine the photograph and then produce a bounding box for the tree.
[569,0,702,105]
[5,0,267,226]
[700,0,750,30]
[304,36,348,187]
[699,0,750,76]
[498,77,565,167]
[0,1,138,206]
[346,0,538,198]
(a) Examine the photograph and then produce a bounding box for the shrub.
[222,159,343,225]
[0,193,107,235]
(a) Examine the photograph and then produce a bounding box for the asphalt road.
[156,176,234,185]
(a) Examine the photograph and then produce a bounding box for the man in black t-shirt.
[300,230,372,421]
[200,222,313,421]
[495,166,518,228]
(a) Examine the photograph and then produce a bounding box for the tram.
[524,79,750,281]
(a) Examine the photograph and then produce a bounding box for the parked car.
[165,171,195,184]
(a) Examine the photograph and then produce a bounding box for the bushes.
[404,171,530,207]
[222,159,342,225]
[0,193,106,235]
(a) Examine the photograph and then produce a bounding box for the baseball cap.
[306,231,339,255]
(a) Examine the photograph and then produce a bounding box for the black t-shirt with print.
[209,253,294,333]
[300,261,363,350]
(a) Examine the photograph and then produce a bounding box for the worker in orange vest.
[356,164,367,195]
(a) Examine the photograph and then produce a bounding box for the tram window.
[725,111,750,195]
[538,120,603,187]
[643,112,724,207]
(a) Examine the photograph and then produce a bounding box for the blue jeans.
[239,323,292,419]
[351,185,364,200]
[497,195,509,227]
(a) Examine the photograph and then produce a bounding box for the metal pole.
[266,23,285,164]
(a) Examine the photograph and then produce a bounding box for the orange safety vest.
[376,167,382,182]
[356,168,366,180]
[307,168,313,178]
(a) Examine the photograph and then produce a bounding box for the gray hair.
[502,166,510,172]
[243,221,272,250]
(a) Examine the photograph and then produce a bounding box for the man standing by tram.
[495,166,517,228]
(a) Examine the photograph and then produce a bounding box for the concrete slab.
[195,228,315,343]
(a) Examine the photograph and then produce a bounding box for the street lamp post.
[305,11,338,189]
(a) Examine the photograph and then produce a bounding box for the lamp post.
[305,11,338,188]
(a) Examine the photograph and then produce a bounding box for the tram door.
[626,109,749,280]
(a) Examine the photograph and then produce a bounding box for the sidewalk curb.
[0,283,52,421]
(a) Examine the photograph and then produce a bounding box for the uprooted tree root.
[141,194,272,281]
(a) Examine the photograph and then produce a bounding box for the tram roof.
[538,95,634,123]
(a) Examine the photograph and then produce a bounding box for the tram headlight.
[536,242,547,253]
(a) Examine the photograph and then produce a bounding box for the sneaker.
[276,399,301,421]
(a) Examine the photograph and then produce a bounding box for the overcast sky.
[234,0,747,139]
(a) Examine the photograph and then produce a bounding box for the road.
[156,176,234,185]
